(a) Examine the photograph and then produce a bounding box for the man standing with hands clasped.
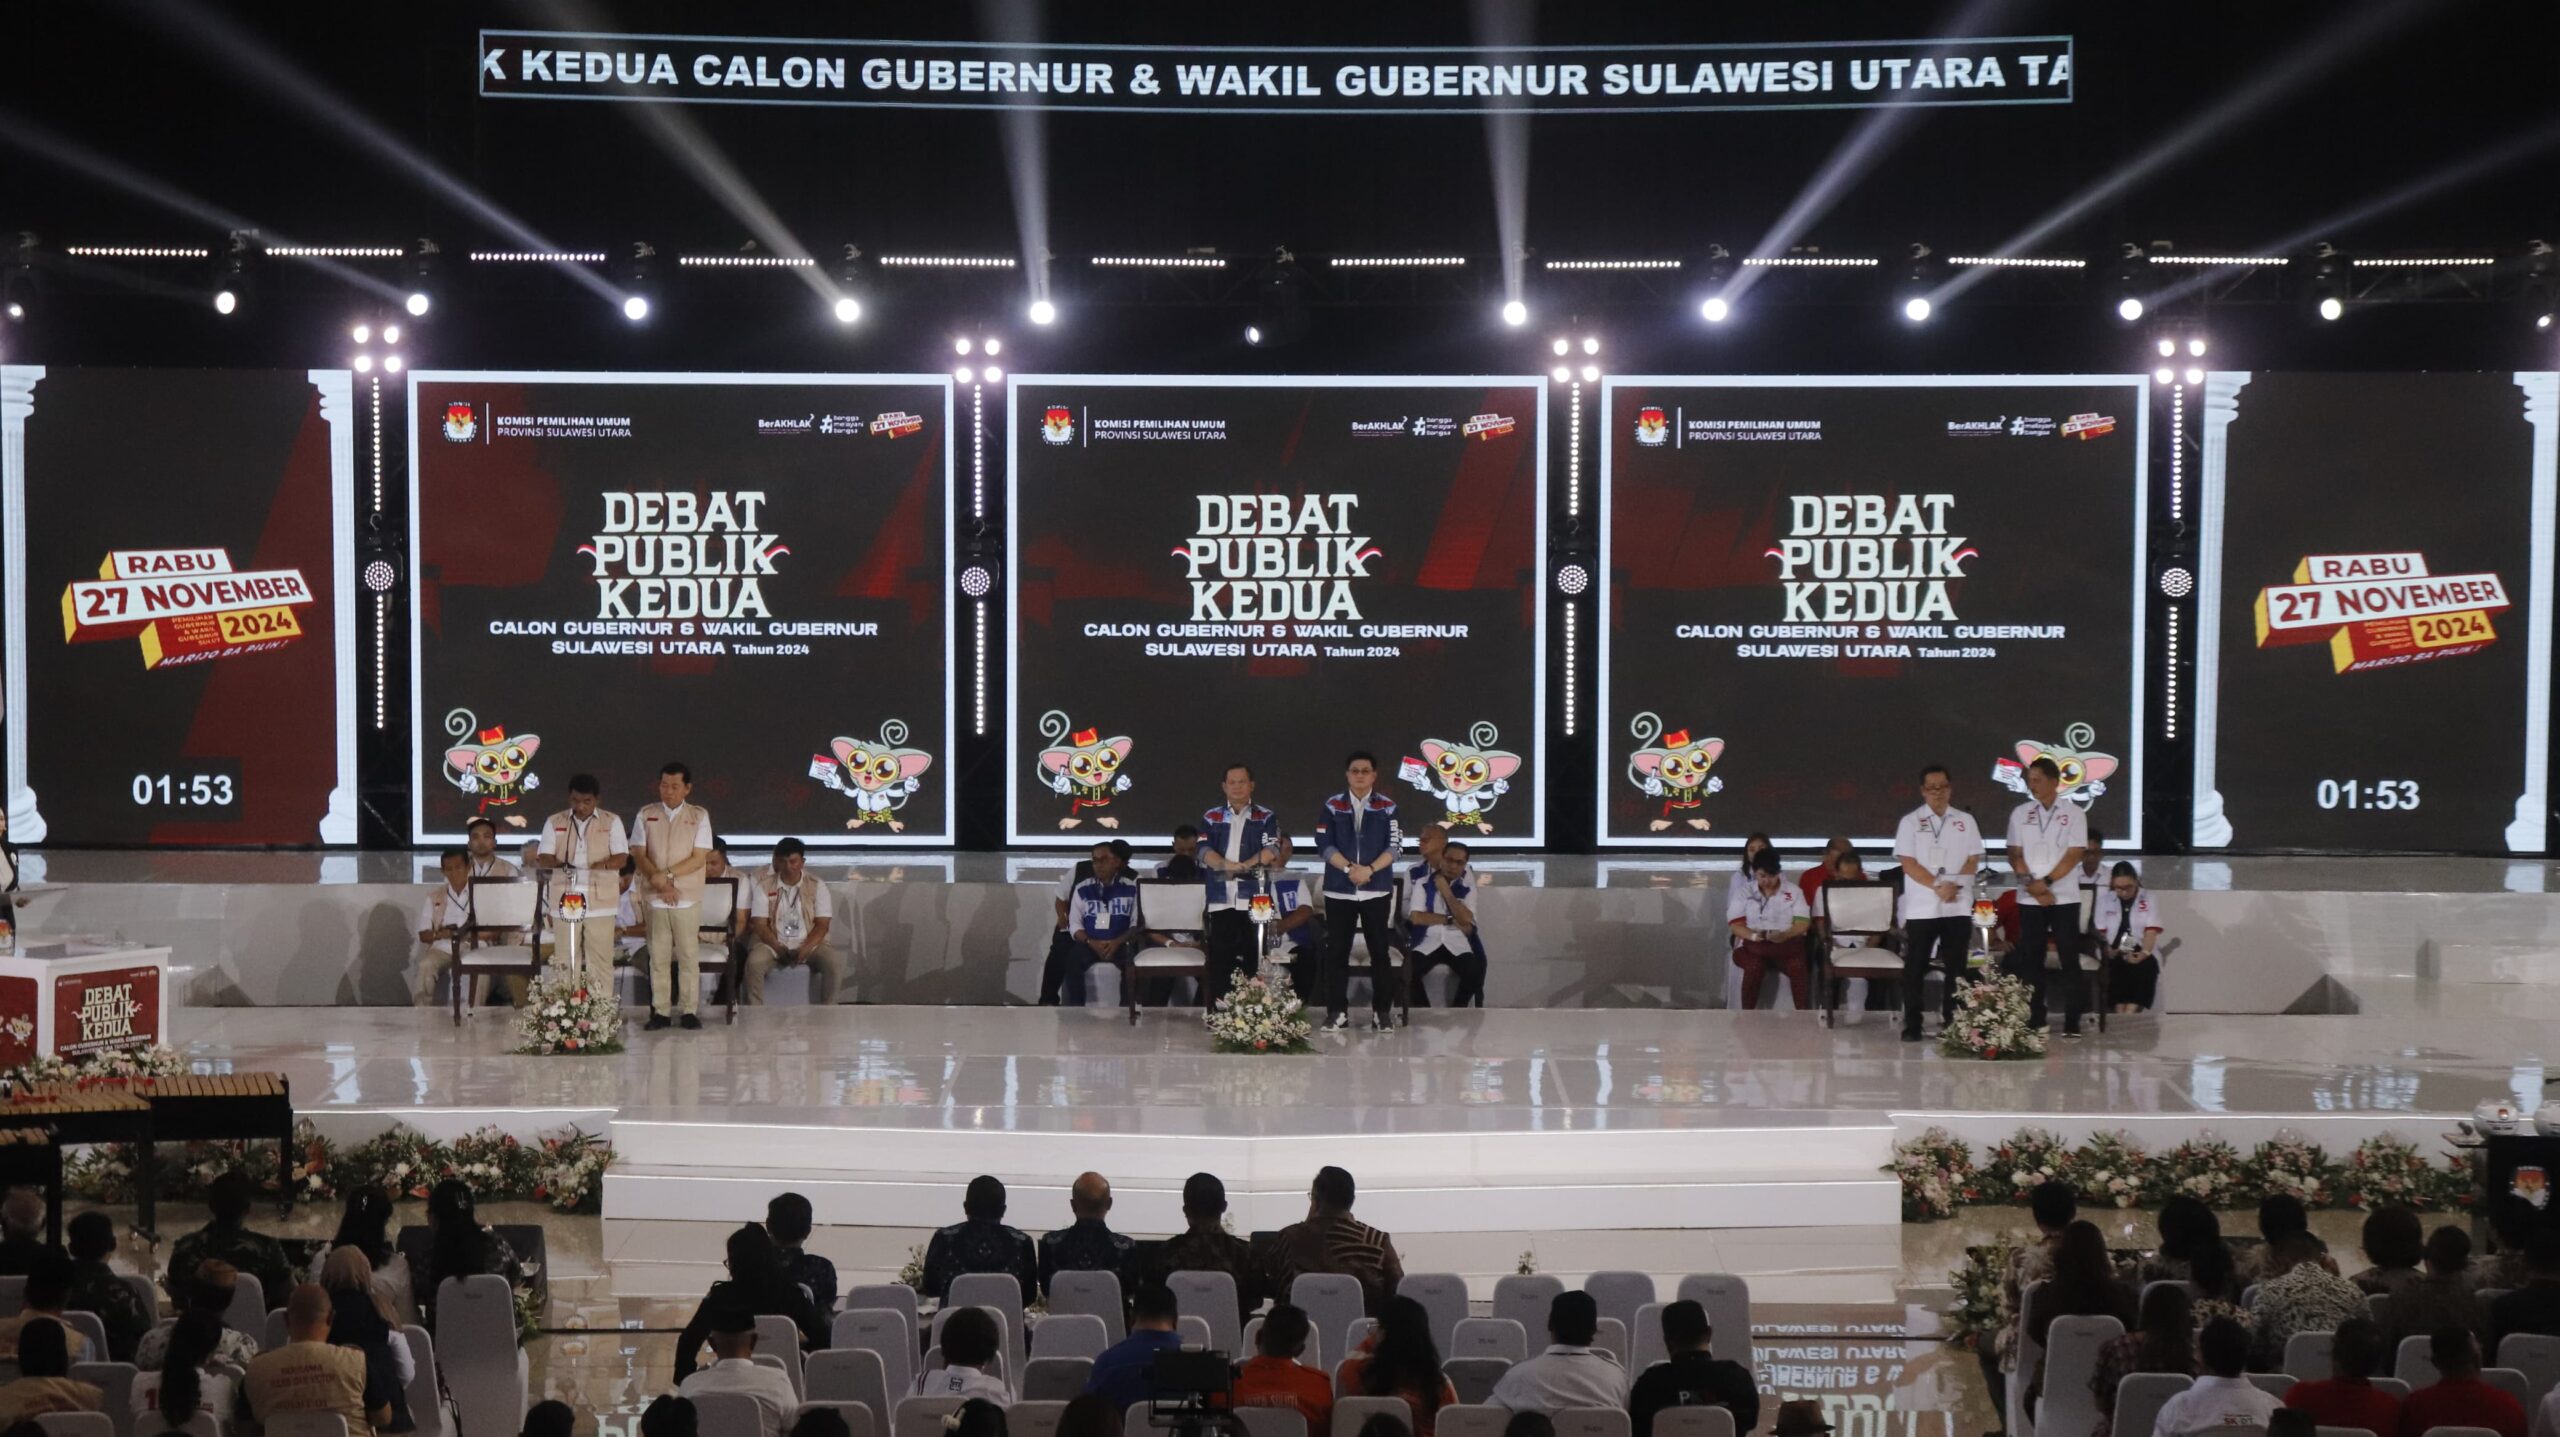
[2004,755,2089,1038]
[1317,752,1402,1032]
[535,774,628,991]
[632,761,714,1031]
[1199,763,1289,1003]
[1894,763,1983,1043]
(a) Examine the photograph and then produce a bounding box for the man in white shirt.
[2152,1317,2281,1436]
[533,773,629,989]
[1893,763,1985,1042]
[916,1305,1011,1406]
[1727,848,1812,1011]
[631,761,715,1031]
[742,837,845,1005]
[411,849,478,1007]
[2004,756,2090,1037]
[676,1321,800,1437]
[1405,834,1487,1008]
[1487,1291,1630,1413]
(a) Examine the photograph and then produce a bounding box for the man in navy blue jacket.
[1199,762,1291,1004]
[1317,751,1403,1030]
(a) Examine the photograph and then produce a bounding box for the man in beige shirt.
[243,1283,384,1434]
[535,773,630,989]
[631,761,715,1030]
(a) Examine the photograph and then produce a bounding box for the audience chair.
[1434,1407,1505,1437]
[1653,1409,1738,1437]
[1029,1314,1110,1362]
[1290,1274,1367,1376]
[219,1275,266,1342]
[832,1309,914,1399]
[67,1361,132,1437]
[1448,1318,1528,1363]
[1233,1410,1309,1437]
[58,1312,109,1363]
[2395,1335,2440,1387]
[943,1278,1026,1375]
[2111,1373,2192,1437]
[797,1405,876,1437]
[1168,1271,1241,1358]
[754,1312,808,1396]
[1045,1271,1126,1343]
[1330,1397,1414,1437]
[806,1348,893,1428]
[1673,1275,1753,1358]
[1551,1410,1633,1437]
[452,875,545,1023]
[893,1398,968,1437]
[1581,1272,1655,1340]
[1592,1317,1627,1366]
[2496,1333,2559,1403]
[136,1414,217,1437]
[2368,1378,2408,1399]
[1492,1276,1563,1336]
[841,1285,919,1337]
[1818,880,1901,1028]
[690,1391,766,1437]
[2480,1369,2530,1408]
[1008,1401,1066,1437]
[434,1275,529,1437]
[2245,1373,2296,1398]
[2284,1332,2336,1381]
[1178,1315,1212,1348]
[401,1325,453,1437]
[1631,1302,1668,1373]
[1021,1356,1093,1401]
[2040,1315,2128,1437]
[1397,1274,1469,1356]
[1443,1357,1510,1405]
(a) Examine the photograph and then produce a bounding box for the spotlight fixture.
[2187,336,2207,357]
[352,323,372,345]
[2109,242,2150,324]
[403,237,440,319]
[211,230,252,316]
[1551,365,1570,382]
[1893,242,1939,323]
[382,325,400,344]
[983,338,1000,356]
[1245,325,1263,345]
[959,565,995,598]
[1551,338,1569,356]
[1027,298,1057,326]
[956,365,975,383]
[2156,338,2177,357]
[2154,367,2174,384]
[618,240,659,323]
[2317,295,2344,322]
[1556,564,1591,596]
[1500,299,1528,327]
[405,292,431,318]
[2,234,38,325]
[213,289,239,315]
[2117,296,2146,322]
[1581,337,1600,356]
[623,294,651,322]
[955,337,973,356]
[1699,296,1730,323]
[2525,240,2557,332]
[2303,242,2350,323]
[1902,296,1933,323]
[833,296,863,324]
[353,353,374,373]
[2184,366,2204,384]
[1579,363,1600,383]
[2160,566,2195,599]
[982,364,1002,383]
[363,559,399,594]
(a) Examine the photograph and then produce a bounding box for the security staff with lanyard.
[1198,763,1290,1003]
[1317,751,1403,1032]
[2004,755,2090,1038]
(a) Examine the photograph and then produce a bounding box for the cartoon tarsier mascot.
[1035,709,1132,829]
[1400,721,1523,834]
[814,720,933,833]
[441,708,541,826]
[1990,726,2118,807]
[1625,711,1724,832]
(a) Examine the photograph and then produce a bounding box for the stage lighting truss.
[1555,564,1591,596]
[64,245,212,258]
[266,245,404,258]
[1332,256,1468,268]
[1741,254,1877,267]
[1543,259,1681,271]
[470,250,608,263]
[881,255,1018,268]
[1090,255,1227,268]
[1948,255,2087,268]
[678,254,817,267]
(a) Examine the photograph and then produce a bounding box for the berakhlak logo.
[2255,550,2510,673]
[443,402,478,443]
[1041,406,1075,445]
[1635,406,1670,447]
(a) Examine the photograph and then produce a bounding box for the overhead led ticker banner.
[2,367,357,846]
[1008,376,1546,846]
[1599,375,2148,849]
[479,32,2073,114]
[2193,372,2558,853]
[408,371,954,846]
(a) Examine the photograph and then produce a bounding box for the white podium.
[0,938,172,1067]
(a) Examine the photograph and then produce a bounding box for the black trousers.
[1409,933,1488,1007]
[2004,899,2085,1030]
[1321,896,1397,1018]
[1204,909,1256,1004]
[1061,934,1127,1005]
[1038,930,1073,1005]
[1902,916,1972,1035]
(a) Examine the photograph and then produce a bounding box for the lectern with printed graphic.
[0,939,170,1067]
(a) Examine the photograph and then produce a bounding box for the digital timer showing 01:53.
[2315,778,2421,811]
[127,763,241,810]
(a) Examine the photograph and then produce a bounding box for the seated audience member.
[2185,1242,2251,1336]
[1040,1172,1137,1300]
[418,1179,530,1330]
[642,1395,700,1437]
[2489,1229,2560,1354]
[0,1191,62,1276]
[678,1319,803,1437]
[2397,1327,2526,1437]
[789,1410,851,1437]
[766,1192,838,1315]
[2091,861,2165,1013]
[2382,1225,2488,1351]
[139,1259,259,1370]
[464,816,520,879]
[1158,826,1203,881]
[1798,836,1851,907]
[1629,1298,1759,1437]
[169,1169,297,1311]
[2092,1284,2198,1437]
[0,1319,100,1425]
[1051,1394,1122,1437]
[742,838,846,1007]
[1082,1284,1183,1412]
[2077,827,2107,885]
[918,1305,1010,1405]
[2267,1409,2316,1437]
[1487,1290,1630,1413]
[2252,1231,2367,1370]
[1261,1166,1404,1317]
[133,1311,237,1434]
[921,1175,1039,1307]
[951,1401,1008,1437]
[525,1401,579,1437]
[1505,1416,1555,1437]
[1230,1303,1333,1433]
[2152,1317,2281,1437]
[1038,854,1101,1007]
[0,1257,87,1359]
[411,847,478,1007]
[1406,836,1488,1009]
[1339,1296,1457,1437]
[2024,1222,2138,1410]
[2257,1194,2317,1260]
[243,1283,386,1433]
[1146,1173,1265,1324]
[1061,842,1142,1007]
[2351,1206,2427,1299]
[674,1224,827,1383]
[1767,1403,1833,1437]
[1729,848,1813,1011]
[313,1185,417,1326]
[323,1245,416,1431]
[64,1210,151,1361]
[1985,1180,2079,1430]
[2282,1317,2401,1437]
[2479,1198,2542,1293]
[2141,1197,2224,1284]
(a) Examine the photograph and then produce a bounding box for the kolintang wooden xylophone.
[7,1072,294,1242]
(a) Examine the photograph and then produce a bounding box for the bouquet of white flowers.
[1204,971,1315,1054]
[1940,972,2046,1060]
[513,973,624,1055]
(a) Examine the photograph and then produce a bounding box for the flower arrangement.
[536,1129,613,1213]
[1984,1127,2075,1202]
[1946,1240,2018,1351]
[2248,1129,2335,1207]
[1940,972,2046,1060]
[2075,1130,2157,1208]
[896,1244,926,1290]
[1886,1125,2471,1223]
[2159,1133,2250,1206]
[2337,1134,2472,1211]
[338,1125,450,1201]
[1204,971,1314,1054]
[513,974,624,1056]
[1,1044,191,1097]
[1889,1126,1980,1221]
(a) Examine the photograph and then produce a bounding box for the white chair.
[2498,1334,2560,1404]
[1332,1396,1414,1437]
[262,1309,289,1355]
[453,875,545,1022]
[1234,1409,1310,1437]
[2039,1315,2125,1437]
[1399,1275,1471,1357]
[403,1325,454,1437]
[2483,1369,2531,1408]
[1654,1409,1739,1437]
[2417,1429,2504,1437]
[60,1311,110,1359]
[2286,1331,2337,1380]
[1444,1357,1509,1404]
[833,1309,915,1402]
[894,1398,969,1437]
[1031,1314,1110,1361]
[434,1275,529,1437]
[1582,1272,1656,1342]
[2366,1295,2390,1325]
[1242,1316,1324,1373]
[1631,1303,1669,1373]
[1819,880,1902,1027]
[1292,1274,1367,1377]
[690,1391,767,1437]
[68,1361,132,1437]
[1129,881,1212,1019]
[1436,1406,1507,1437]
[135,1414,217,1437]
[694,875,745,1022]
[2246,1373,2297,1397]
[1343,1318,1378,1357]
[1010,1401,1066,1437]
[1494,1276,1563,1336]
[1179,1315,1213,1349]
[1169,1271,1243,1359]
[220,1276,266,1341]
[1021,1356,1093,1401]
[807,1348,894,1427]
[798,1404,877,1437]
[2111,1373,2192,1437]
[1674,1275,1753,1360]
[35,1417,113,1437]
[2397,1335,2441,1387]
[842,1284,919,1340]
[1592,1317,1628,1365]
[946,1276,1028,1376]
[2009,1280,2048,1437]
[1553,1410,1633,1437]
[757,1312,808,1396]
[2369,1378,2409,1398]
[1047,1271,1126,1343]
[1450,1318,1528,1362]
